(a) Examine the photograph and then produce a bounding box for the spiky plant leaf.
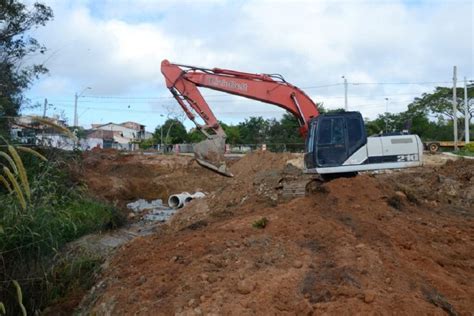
[0,175,12,192]
[0,151,18,174]
[0,302,5,314]
[7,145,30,201]
[17,146,48,162]
[3,167,26,210]
[12,281,27,316]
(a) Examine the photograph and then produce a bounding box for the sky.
[23,0,474,132]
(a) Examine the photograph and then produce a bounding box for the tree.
[267,113,301,145]
[186,128,207,143]
[238,116,269,144]
[408,86,474,140]
[0,1,53,137]
[220,122,241,144]
[153,119,187,144]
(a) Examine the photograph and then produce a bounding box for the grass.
[252,217,269,229]
[453,150,474,157]
[0,146,123,314]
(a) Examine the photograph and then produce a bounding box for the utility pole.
[453,66,458,150]
[464,77,471,144]
[74,92,78,127]
[74,87,91,127]
[160,125,164,152]
[385,97,389,132]
[43,98,48,118]
[342,76,348,110]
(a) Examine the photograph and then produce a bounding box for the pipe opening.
[169,196,180,208]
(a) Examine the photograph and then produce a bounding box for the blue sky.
[23,0,473,132]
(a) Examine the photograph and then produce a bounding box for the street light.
[74,87,91,127]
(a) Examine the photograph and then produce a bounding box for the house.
[10,116,76,149]
[90,121,148,150]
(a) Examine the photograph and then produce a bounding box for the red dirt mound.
[76,152,473,315]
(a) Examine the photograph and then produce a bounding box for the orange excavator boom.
[160,59,320,176]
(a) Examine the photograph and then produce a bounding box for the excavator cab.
[304,112,366,169]
[304,111,423,174]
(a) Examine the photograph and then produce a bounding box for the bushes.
[465,142,474,152]
[0,147,121,314]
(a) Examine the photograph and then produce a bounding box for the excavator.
[161,59,423,177]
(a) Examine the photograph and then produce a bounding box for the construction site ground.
[60,150,473,315]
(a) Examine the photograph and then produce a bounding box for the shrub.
[0,147,120,314]
[465,142,474,152]
[252,217,269,229]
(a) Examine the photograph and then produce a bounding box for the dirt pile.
[167,151,299,232]
[75,152,473,315]
[385,158,474,209]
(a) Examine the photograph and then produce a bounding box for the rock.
[188,299,197,307]
[355,243,365,249]
[296,299,314,314]
[364,291,376,303]
[385,277,391,284]
[200,273,209,281]
[127,212,136,219]
[395,191,407,199]
[237,280,256,294]
[293,260,303,269]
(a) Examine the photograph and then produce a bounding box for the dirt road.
[69,151,473,315]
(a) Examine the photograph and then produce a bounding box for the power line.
[48,98,412,113]
[34,91,423,104]
[27,80,453,101]
[351,81,451,85]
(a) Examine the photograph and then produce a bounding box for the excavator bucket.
[194,135,233,177]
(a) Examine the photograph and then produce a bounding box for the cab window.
[318,117,345,145]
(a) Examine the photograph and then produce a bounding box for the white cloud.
[25,0,473,129]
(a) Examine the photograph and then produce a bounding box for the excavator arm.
[161,59,320,176]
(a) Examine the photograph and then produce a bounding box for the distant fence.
[171,143,305,154]
[5,136,306,154]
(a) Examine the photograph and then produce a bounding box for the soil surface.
[69,150,473,315]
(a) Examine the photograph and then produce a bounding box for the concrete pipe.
[168,192,205,209]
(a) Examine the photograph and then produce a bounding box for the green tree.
[408,86,474,140]
[0,1,53,137]
[220,122,241,144]
[153,119,187,144]
[267,113,301,144]
[186,128,206,143]
[238,116,269,144]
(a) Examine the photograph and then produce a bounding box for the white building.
[91,121,147,150]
